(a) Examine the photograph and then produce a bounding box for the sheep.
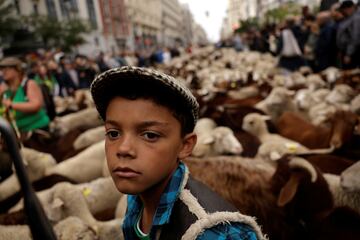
[306,74,326,91]
[54,96,79,115]
[322,66,340,84]
[73,126,105,150]
[4,182,124,240]
[273,157,360,240]
[44,140,105,183]
[184,156,289,240]
[243,113,334,161]
[255,87,296,121]
[50,108,102,136]
[0,148,56,202]
[324,173,360,215]
[115,194,127,219]
[227,86,259,100]
[341,160,360,192]
[0,216,124,240]
[10,177,122,221]
[193,126,243,157]
[325,84,355,106]
[194,118,217,133]
[350,95,360,115]
[308,102,337,126]
[277,110,358,150]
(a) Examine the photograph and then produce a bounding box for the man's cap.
[0,57,23,69]
[90,66,199,128]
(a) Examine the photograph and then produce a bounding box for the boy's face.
[105,96,196,195]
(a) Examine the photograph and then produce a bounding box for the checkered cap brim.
[90,66,199,127]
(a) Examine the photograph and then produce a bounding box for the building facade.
[6,0,206,55]
[180,3,193,47]
[161,0,183,47]
[124,0,162,50]
[7,0,130,56]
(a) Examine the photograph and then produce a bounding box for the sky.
[179,0,228,42]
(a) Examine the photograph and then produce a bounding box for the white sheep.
[255,87,296,121]
[0,215,123,240]
[306,74,326,91]
[350,95,360,115]
[193,126,243,157]
[324,173,360,215]
[10,177,122,219]
[0,148,56,201]
[322,67,340,83]
[340,161,360,192]
[308,102,337,126]
[5,181,124,240]
[325,84,355,105]
[45,140,105,183]
[54,96,79,114]
[227,86,259,100]
[51,108,102,136]
[115,194,128,219]
[73,126,105,150]
[194,118,217,134]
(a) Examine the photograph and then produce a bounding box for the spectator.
[0,57,50,134]
[74,55,96,89]
[33,63,59,96]
[304,14,319,71]
[277,16,306,72]
[315,11,338,71]
[336,0,358,68]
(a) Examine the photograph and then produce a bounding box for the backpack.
[23,79,57,121]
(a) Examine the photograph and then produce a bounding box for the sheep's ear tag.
[277,172,302,207]
[203,136,215,145]
[82,187,92,197]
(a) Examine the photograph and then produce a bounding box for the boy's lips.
[113,167,141,178]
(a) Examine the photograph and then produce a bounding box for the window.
[59,0,78,19]
[46,0,58,20]
[86,0,97,29]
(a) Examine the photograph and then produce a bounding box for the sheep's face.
[326,84,354,104]
[341,162,360,192]
[104,97,197,195]
[242,113,269,135]
[212,127,243,155]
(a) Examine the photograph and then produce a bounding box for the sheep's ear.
[51,198,64,209]
[203,136,215,144]
[286,90,295,96]
[261,115,271,121]
[277,172,302,207]
[270,151,282,161]
[47,197,64,221]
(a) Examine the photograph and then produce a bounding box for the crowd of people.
[223,0,359,72]
[0,44,188,139]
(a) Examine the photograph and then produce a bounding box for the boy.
[90,66,265,240]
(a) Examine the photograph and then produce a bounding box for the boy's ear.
[178,133,197,160]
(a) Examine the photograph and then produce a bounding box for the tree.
[235,18,260,33]
[264,2,301,24]
[22,15,90,52]
[0,0,20,46]
[61,18,90,52]
[22,15,63,48]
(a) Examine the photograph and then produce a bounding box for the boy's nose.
[116,135,136,159]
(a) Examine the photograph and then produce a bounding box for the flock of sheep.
[0,46,359,239]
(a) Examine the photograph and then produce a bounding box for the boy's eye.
[142,132,160,141]
[105,130,120,140]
